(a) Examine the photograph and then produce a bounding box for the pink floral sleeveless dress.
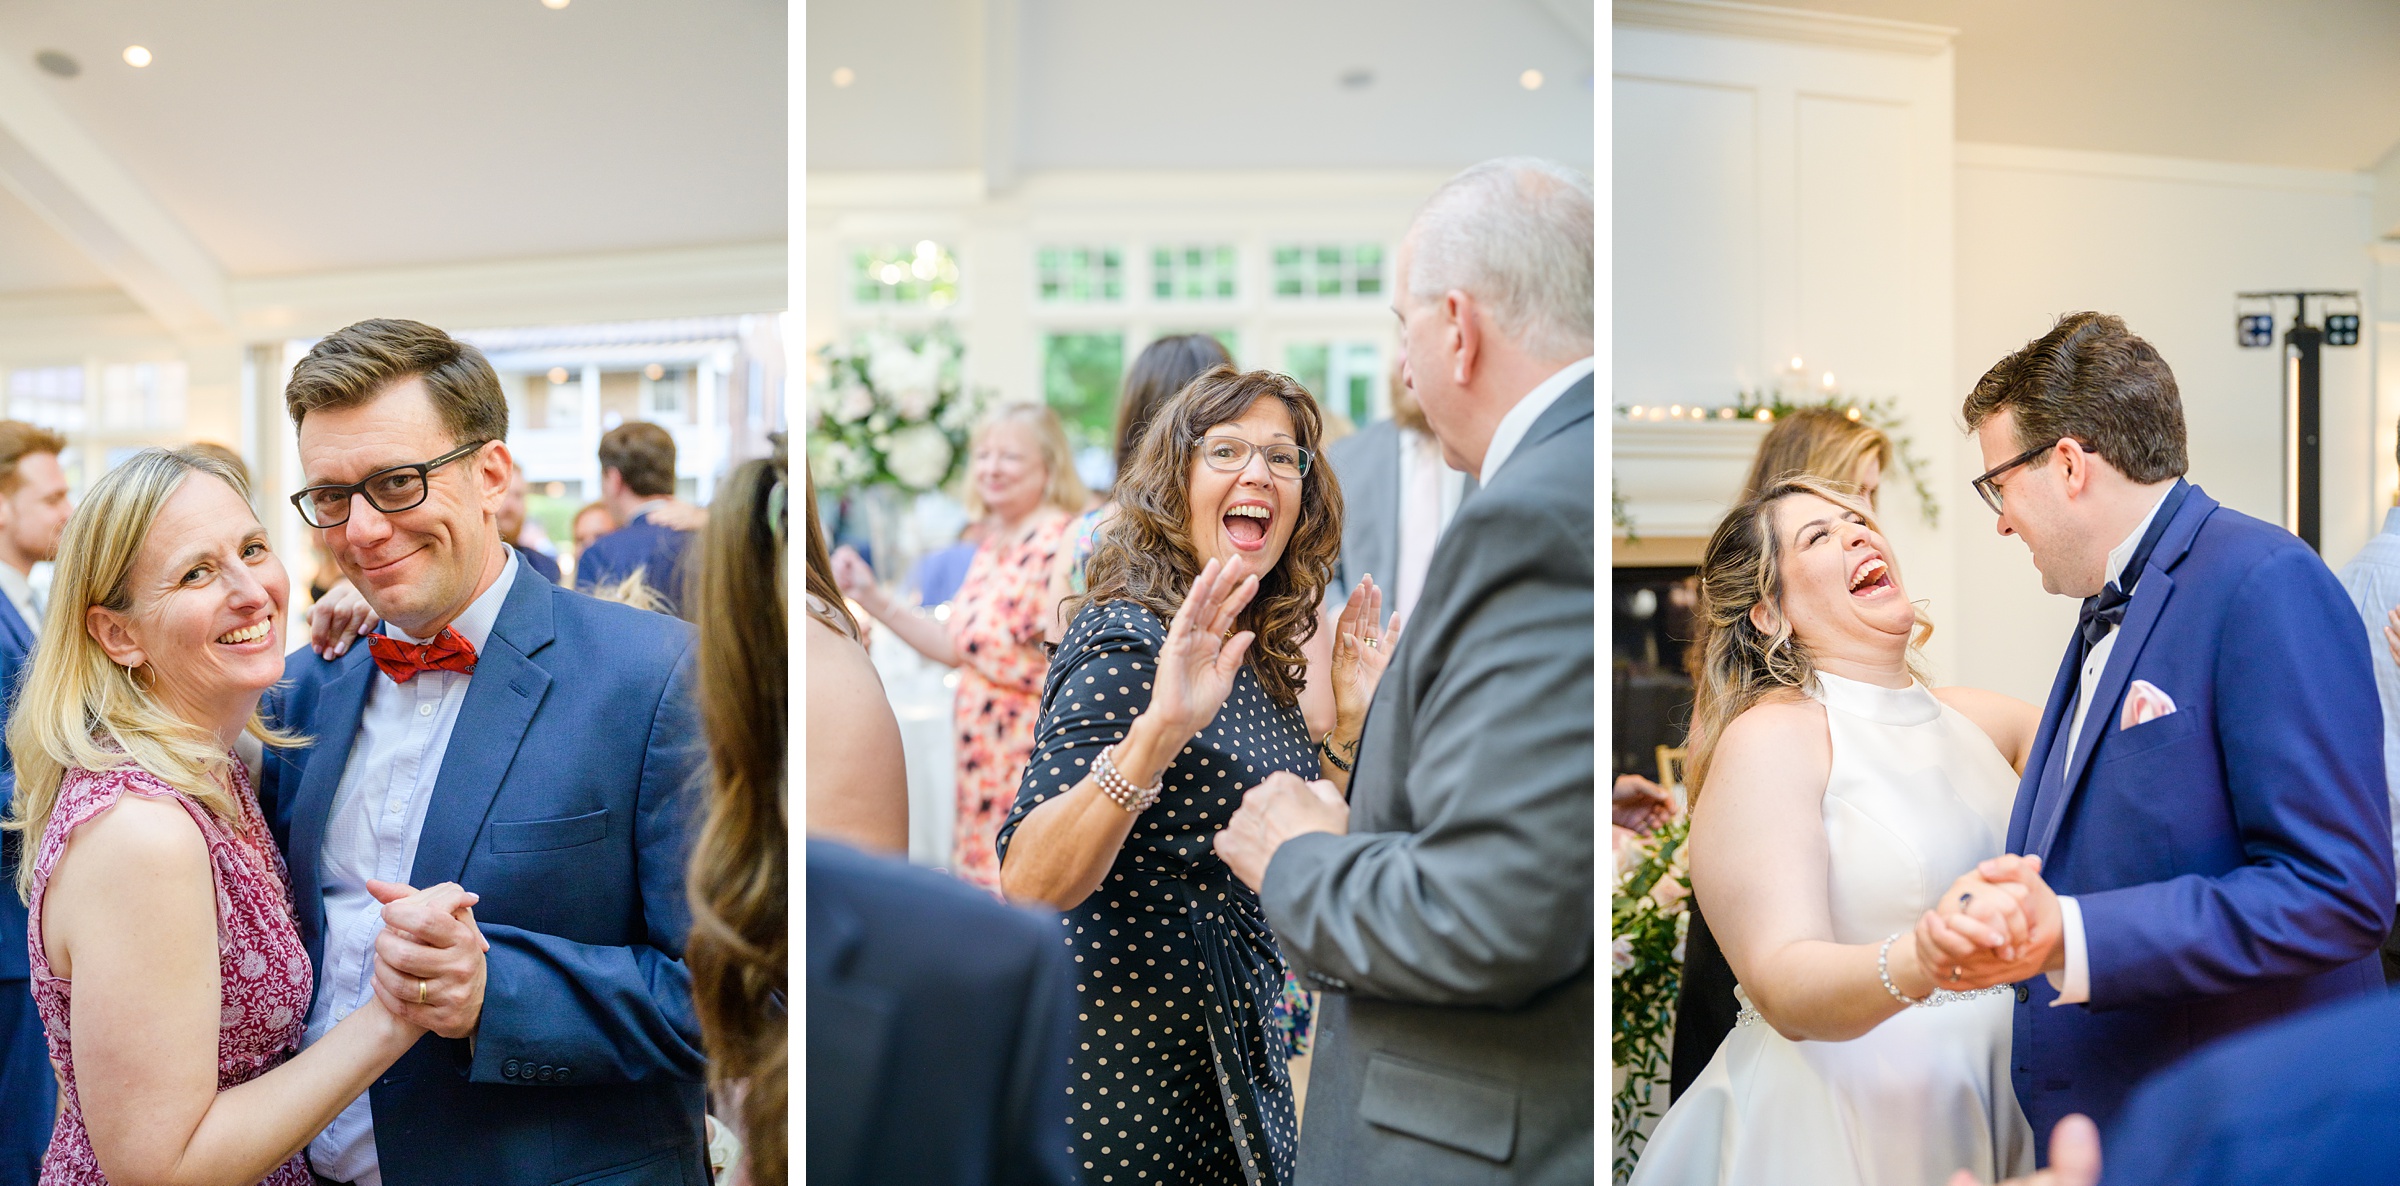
[27,763,314,1186]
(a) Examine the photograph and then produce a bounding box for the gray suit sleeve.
[1260,497,1594,1009]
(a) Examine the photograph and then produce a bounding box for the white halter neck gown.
[1631,671,2037,1186]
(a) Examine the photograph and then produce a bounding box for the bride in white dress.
[1632,476,2045,1186]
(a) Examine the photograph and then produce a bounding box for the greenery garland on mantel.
[1613,391,1941,530]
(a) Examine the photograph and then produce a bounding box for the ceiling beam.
[0,35,231,334]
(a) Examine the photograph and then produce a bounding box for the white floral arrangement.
[808,324,987,494]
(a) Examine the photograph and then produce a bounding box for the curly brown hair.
[1078,366,1342,706]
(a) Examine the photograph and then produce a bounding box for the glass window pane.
[1043,333,1126,449]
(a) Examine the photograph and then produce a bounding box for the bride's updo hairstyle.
[1686,474,1932,802]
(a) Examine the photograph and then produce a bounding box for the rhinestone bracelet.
[1878,932,1929,1007]
[1093,745,1163,813]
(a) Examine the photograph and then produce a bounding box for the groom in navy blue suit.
[258,320,707,1186]
[1932,312,2393,1157]
[0,422,73,1183]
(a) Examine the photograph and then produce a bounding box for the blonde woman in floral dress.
[834,404,1088,891]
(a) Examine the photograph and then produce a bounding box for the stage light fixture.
[2238,313,2274,348]
[2326,314,2360,347]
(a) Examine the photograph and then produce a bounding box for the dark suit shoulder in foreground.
[807,840,1077,1186]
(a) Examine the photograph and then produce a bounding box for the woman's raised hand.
[830,545,879,606]
[1144,557,1261,743]
[1328,574,1403,729]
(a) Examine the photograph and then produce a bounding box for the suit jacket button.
[537,1064,554,1082]
[503,1059,521,1078]
[554,1066,570,1083]
[2015,984,2030,1003]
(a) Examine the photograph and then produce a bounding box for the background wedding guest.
[805,467,908,854]
[181,441,252,497]
[261,318,710,1186]
[999,368,1386,1185]
[1323,356,1472,622]
[2334,438,2400,983]
[8,448,470,1185]
[571,499,613,558]
[806,837,1077,1186]
[833,403,1086,892]
[1214,157,1596,1184]
[687,440,792,1186]
[1666,405,1895,1101]
[496,461,563,585]
[1042,332,1233,645]
[578,420,697,616]
[0,420,71,1181]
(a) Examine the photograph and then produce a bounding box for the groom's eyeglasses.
[291,440,488,529]
[1970,439,2094,514]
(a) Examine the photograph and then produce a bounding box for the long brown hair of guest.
[1079,366,1342,706]
[684,438,789,1186]
[1686,474,1931,803]
[800,462,858,640]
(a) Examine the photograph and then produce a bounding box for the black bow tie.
[2078,582,2133,650]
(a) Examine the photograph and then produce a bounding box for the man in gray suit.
[1323,366,1472,623]
[1216,157,1595,1185]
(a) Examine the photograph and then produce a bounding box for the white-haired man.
[1215,157,1596,1184]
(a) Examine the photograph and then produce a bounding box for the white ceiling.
[1761,0,2400,171]
[0,0,784,300]
[806,0,1598,173]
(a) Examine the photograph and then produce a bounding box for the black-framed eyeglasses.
[1971,439,2092,515]
[1195,435,1312,480]
[290,440,487,529]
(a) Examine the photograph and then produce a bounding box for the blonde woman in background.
[832,403,1089,891]
[1739,406,1891,508]
[6,449,475,1185]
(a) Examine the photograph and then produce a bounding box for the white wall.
[1952,144,2378,701]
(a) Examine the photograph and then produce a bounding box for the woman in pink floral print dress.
[834,405,1089,891]
[7,450,461,1185]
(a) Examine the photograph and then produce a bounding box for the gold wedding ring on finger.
[417,978,428,1005]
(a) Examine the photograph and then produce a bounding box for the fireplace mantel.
[1613,418,1769,563]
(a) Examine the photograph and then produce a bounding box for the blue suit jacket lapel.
[409,573,556,887]
[2011,636,2086,854]
[290,659,374,969]
[0,595,34,654]
[2030,486,2216,860]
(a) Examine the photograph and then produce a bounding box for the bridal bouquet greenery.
[1612,817,1691,1184]
[808,324,986,494]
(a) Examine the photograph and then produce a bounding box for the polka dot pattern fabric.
[998,600,1315,1186]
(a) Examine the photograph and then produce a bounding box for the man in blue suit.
[807,838,1077,1186]
[0,422,72,1183]
[1928,312,2393,1156]
[577,422,693,617]
[260,319,706,1186]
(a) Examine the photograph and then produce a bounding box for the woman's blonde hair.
[1685,475,1930,803]
[6,449,300,901]
[1738,408,1891,507]
[960,403,1089,520]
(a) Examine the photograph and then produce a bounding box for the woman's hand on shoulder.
[1141,557,1261,744]
[1934,686,2041,774]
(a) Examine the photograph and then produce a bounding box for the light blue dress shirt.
[2336,506,2400,901]
[302,552,519,1186]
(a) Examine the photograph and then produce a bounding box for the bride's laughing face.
[1756,492,1916,654]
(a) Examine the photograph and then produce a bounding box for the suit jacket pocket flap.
[490,808,609,853]
[1358,1052,1517,1163]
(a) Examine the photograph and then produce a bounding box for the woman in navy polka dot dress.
[998,367,1398,1186]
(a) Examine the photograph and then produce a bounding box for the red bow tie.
[367,628,478,683]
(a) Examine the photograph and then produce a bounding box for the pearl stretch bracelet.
[1094,745,1163,812]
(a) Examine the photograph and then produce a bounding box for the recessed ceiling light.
[548,367,571,385]
[832,66,855,88]
[34,50,79,78]
[123,46,152,68]
[1519,68,1544,90]
[543,0,571,9]
[1339,68,1373,89]
[644,363,665,381]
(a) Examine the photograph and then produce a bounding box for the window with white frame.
[1272,243,1387,300]
[853,241,960,308]
[1284,341,1386,427]
[1036,246,1125,303]
[1152,244,1238,302]
[6,365,85,432]
[99,362,187,432]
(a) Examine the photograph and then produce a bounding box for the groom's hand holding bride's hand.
[366,878,490,1040]
[1916,855,2065,991]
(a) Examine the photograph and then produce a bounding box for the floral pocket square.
[2120,679,2178,731]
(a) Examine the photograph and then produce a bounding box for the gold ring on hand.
[417,978,428,1005]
